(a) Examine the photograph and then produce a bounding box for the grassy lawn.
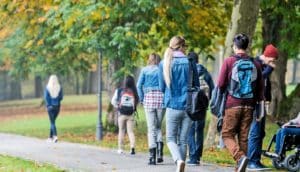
[0,85,296,169]
[0,155,63,172]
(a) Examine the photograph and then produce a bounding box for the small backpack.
[229,56,257,99]
[117,88,136,115]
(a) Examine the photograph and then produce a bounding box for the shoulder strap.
[188,58,194,89]
[117,88,123,102]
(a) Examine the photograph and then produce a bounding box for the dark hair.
[123,75,139,104]
[188,51,198,63]
[233,33,249,50]
[147,53,161,65]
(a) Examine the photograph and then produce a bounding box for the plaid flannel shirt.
[143,90,163,109]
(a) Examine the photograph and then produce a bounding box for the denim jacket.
[44,88,63,107]
[158,52,199,110]
[137,65,161,102]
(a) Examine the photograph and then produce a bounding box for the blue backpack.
[229,56,257,99]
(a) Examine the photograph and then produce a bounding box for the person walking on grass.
[137,53,165,165]
[186,52,214,166]
[218,33,264,172]
[111,75,139,155]
[247,44,279,171]
[45,74,63,143]
[158,36,199,172]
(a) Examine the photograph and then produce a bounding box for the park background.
[0,0,299,171]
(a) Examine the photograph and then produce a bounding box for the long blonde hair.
[163,36,186,88]
[46,75,61,98]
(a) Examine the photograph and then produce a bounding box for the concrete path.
[0,133,234,172]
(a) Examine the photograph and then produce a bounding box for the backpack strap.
[116,88,123,103]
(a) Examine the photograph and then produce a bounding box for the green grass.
[286,84,297,96]
[0,94,293,169]
[0,155,63,172]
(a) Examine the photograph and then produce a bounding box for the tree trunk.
[9,78,22,100]
[205,0,260,148]
[89,71,98,94]
[82,72,89,94]
[34,75,43,98]
[105,59,123,132]
[261,0,287,117]
[0,71,9,101]
[75,73,80,95]
[279,83,300,120]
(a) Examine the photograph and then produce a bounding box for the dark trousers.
[247,116,266,164]
[222,107,253,162]
[47,105,60,138]
[188,120,205,161]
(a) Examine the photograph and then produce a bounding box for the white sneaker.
[176,160,185,172]
[46,138,53,143]
[53,136,58,143]
[117,149,123,154]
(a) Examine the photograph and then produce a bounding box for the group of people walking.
[44,33,296,172]
[109,33,283,172]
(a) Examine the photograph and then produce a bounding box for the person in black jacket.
[247,44,278,171]
[186,52,214,165]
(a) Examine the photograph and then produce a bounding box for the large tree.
[261,0,300,119]
[205,0,260,147]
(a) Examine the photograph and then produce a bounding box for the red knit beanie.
[263,44,278,59]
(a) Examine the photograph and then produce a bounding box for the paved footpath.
[0,133,234,172]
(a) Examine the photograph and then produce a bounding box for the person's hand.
[282,122,291,128]
[268,61,276,68]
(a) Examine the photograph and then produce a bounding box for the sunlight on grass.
[0,155,64,172]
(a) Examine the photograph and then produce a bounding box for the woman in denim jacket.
[158,36,199,172]
[137,53,165,165]
[44,75,63,143]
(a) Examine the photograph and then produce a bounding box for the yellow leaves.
[24,40,34,49]
[90,11,101,21]
[0,57,12,71]
[0,27,13,40]
[37,39,44,46]
[155,6,166,17]
[37,17,47,23]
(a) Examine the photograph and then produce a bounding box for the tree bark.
[205,0,260,148]
[9,78,22,100]
[34,75,43,98]
[261,0,287,117]
[89,71,98,94]
[105,59,123,131]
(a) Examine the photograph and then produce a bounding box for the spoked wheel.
[283,154,300,172]
[272,158,283,169]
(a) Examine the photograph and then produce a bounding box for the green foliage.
[0,0,232,81]
[260,0,300,58]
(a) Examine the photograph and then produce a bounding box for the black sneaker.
[237,156,249,172]
[130,148,135,155]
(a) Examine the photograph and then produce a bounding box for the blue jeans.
[275,127,300,154]
[47,105,60,138]
[166,108,192,162]
[247,116,266,164]
[145,108,165,148]
[187,120,205,161]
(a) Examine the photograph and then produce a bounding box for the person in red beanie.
[247,44,279,171]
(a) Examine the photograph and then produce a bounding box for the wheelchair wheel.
[272,158,283,169]
[283,154,300,172]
